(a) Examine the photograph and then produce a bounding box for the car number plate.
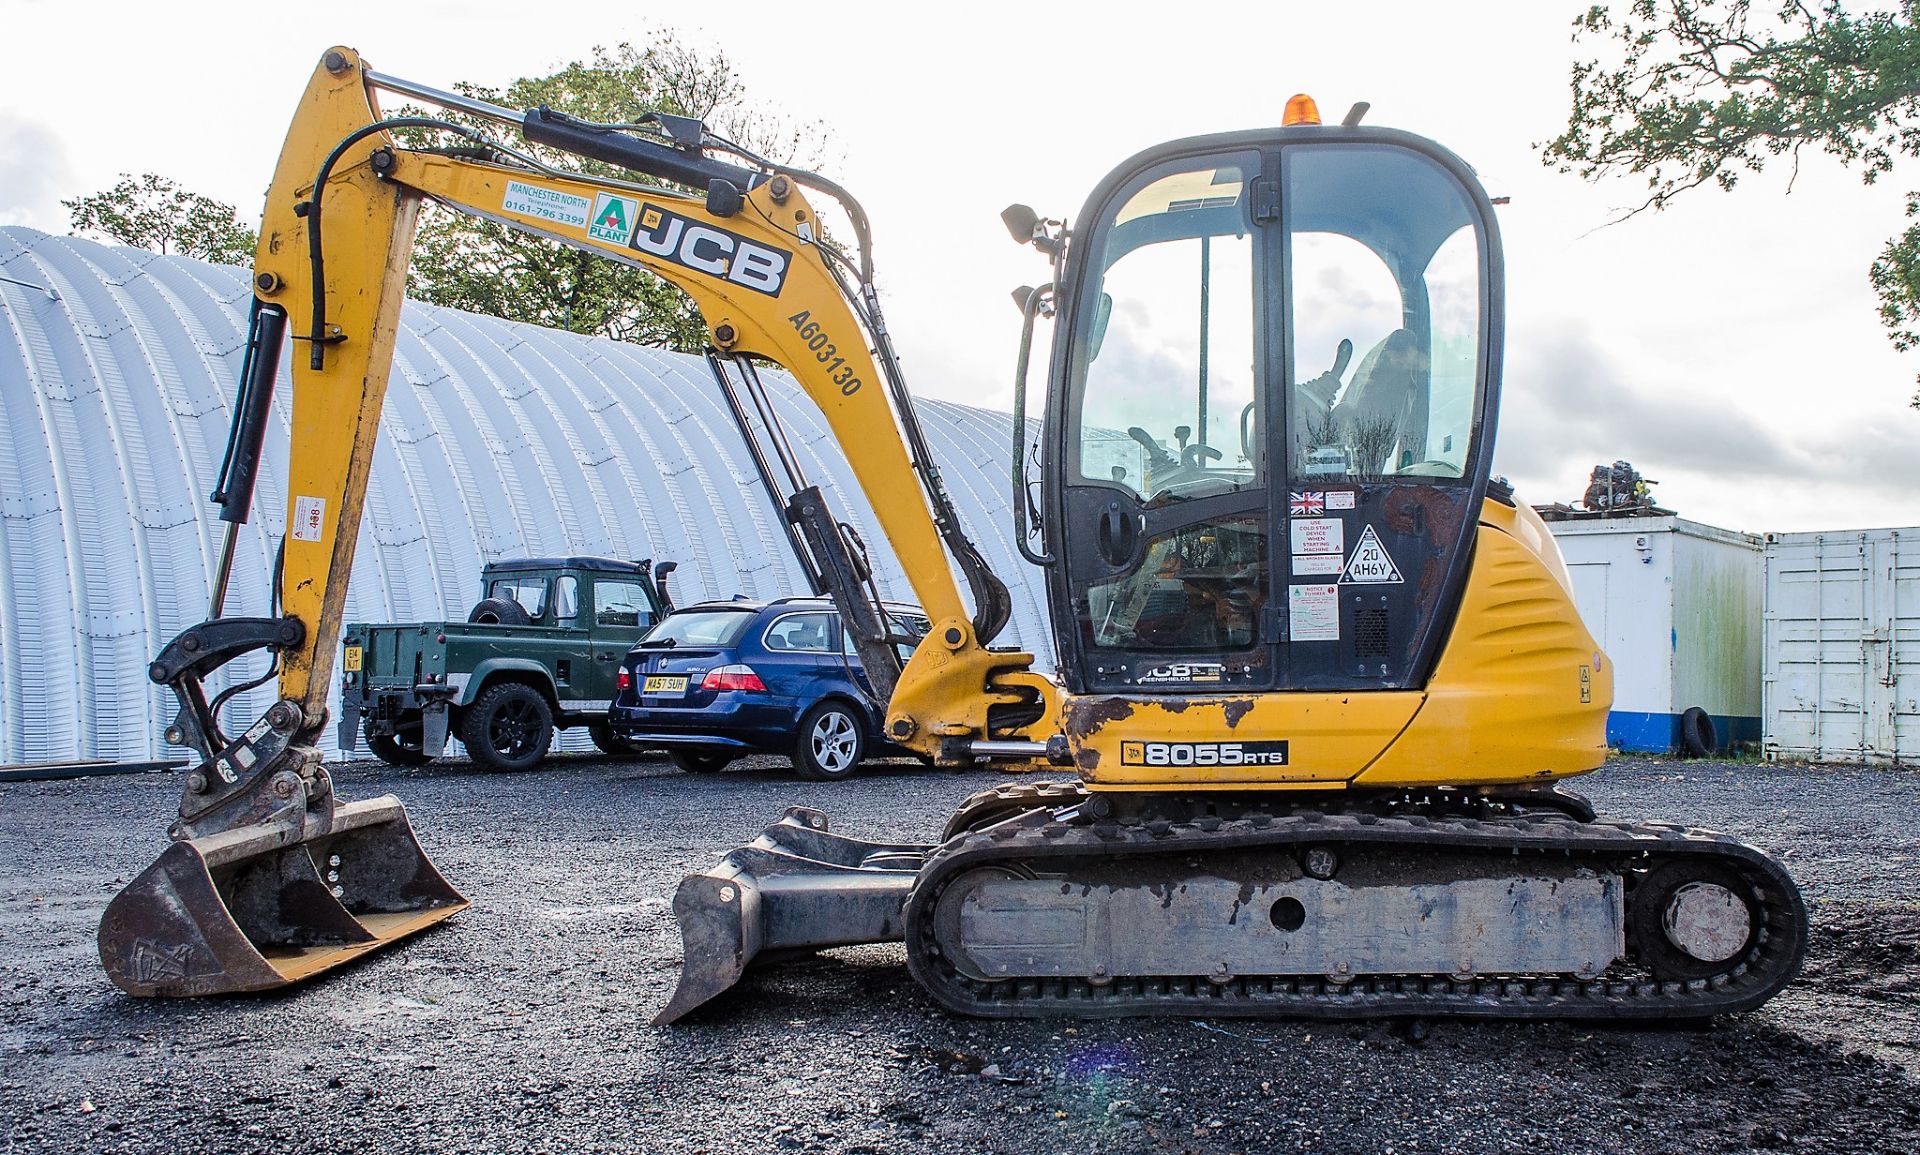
[642,675,688,694]
[343,645,362,673]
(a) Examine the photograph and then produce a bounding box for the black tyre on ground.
[1679,706,1718,758]
[467,597,531,626]
[589,722,648,758]
[669,748,734,774]
[793,700,865,781]
[461,682,553,772]
[365,723,433,767]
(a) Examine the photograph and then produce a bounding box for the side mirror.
[1001,203,1040,244]
[1011,285,1035,313]
[1087,291,1114,361]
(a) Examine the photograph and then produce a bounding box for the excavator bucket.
[654,807,929,1024]
[98,795,465,996]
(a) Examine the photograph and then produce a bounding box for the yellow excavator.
[100,50,1805,1023]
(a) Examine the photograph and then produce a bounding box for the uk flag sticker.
[1289,490,1325,517]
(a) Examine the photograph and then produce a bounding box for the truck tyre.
[590,722,648,758]
[793,701,865,781]
[670,748,733,774]
[468,597,531,626]
[1679,707,1717,758]
[366,724,434,768]
[462,683,553,772]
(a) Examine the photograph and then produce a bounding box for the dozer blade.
[98,796,466,996]
[654,806,929,1024]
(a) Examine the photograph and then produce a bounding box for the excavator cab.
[1041,128,1498,702]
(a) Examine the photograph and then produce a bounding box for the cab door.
[1052,149,1274,697]
[1046,135,1498,698]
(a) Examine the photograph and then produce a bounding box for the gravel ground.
[3,753,1918,1155]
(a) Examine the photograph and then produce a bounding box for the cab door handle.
[1097,501,1140,566]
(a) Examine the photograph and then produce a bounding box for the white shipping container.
[1763,529,1919,765]
[1545,514,1764,754]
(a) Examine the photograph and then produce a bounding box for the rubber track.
[940,781,1090,842]
[902,808,1807,1020]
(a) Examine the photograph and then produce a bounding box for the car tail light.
[701,664,766,692]
[617,669,631,692]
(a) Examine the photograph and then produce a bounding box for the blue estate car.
[607,597,929,780]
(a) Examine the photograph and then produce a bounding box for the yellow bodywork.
[252,55,418,717]
[1065,499,1612,791]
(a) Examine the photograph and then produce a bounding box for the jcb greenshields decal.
[630,203,791,296]
[587,193,640,244]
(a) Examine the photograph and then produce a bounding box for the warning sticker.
[502,180,592,230]
[1288,583,1340,641]
[1325,490,1356,511]
[1341,525,1404,584]
[1293,554,1343,576]
[1289,518,1344,557]
[292,496,327,543]
[1301,446,1350,476]
[587,192,640,245]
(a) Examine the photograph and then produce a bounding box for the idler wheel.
[1629,861,1761,980]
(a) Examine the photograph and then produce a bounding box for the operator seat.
[1332,328,1423,471]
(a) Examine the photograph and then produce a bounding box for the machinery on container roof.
[99,51,1805,1023]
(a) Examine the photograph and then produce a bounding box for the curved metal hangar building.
[0,227,1048,764]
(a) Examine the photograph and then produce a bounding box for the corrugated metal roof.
[0,226,1052,763]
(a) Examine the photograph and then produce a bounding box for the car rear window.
[641,609,756,647]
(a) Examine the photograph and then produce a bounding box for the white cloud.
[0,114,74,230]
[1497,319,1920,532]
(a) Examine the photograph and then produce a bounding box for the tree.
[1540,1,1920,405]
[63,173,256,265]
[402,37,828,353]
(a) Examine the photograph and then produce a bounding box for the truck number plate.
[643,675,688,694]
[343,645,362,673]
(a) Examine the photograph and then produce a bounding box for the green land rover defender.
[340,557,675,771]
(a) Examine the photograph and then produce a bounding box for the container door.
[1880,532,1917,762]
[1766,532,1904,763]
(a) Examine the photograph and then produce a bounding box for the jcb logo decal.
[630,203,791,296]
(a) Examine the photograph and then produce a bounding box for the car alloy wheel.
[794,702,864,781]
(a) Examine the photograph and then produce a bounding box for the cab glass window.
[1285,145,1482,482]
[488,576,547,617]
[593,580,654,628]
[1073,153,1261,503]
[1084,515,1266,652]
[554,576,579,622]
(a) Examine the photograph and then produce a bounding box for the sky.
[2,0,1915,534]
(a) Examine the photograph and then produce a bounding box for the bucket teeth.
[654,807,929,1024]
[98,796,466,996]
